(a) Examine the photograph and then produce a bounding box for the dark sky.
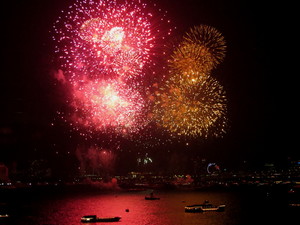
[0,0,292,172]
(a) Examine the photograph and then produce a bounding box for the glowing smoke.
[75,145,116,176]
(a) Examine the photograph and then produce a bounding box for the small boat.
[127,188,146,192]
[185,200,225,212]
[145,191,160,200]
[0,214,9,218]
[81,215,121,223]
[289,203,300,207]
[145,196,160,200]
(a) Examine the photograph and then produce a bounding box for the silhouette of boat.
[145,191,160,200]
[0,214,9,219]
[145,196,160,200]
[289,203,300,207]
[81,215,121,223]
[185,200,225,212]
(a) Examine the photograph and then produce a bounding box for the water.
[0,186,298,225]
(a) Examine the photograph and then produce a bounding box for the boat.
[127,188,146,192]
[0,214,9,218]
[145,191,160,200]
[185,200,225,212]
[81,215,121,223]
[289,203,300,207]
[145,196,160,200]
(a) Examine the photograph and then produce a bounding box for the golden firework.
[183,25,226,67]
[169,42,214,79]
[152,75,227,138]
[168,25,226,84]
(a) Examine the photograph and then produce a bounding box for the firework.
[183,25,226,68]
[168,25,226,83]
[52,0,229,143]
[52,0,172,81]
[52,0,174,138]
[53,0,151,80]
[70,78,149,135]
[151,24,228,138]
[169,42,214,80]
[152,75,227,138]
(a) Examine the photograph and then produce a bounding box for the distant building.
[0,163,9,181]
[289,159,300,173]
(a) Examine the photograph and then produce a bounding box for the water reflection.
[0,188,299,225]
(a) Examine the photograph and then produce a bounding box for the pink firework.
[70,78,148,134]
[52,0,169,80]
[52,0,174,137]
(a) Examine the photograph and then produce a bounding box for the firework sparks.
[183,25,226,68]
[169,42,214,81]
[150,24,228,138]
[70,78,148,135]
[152,75,227,138]
[52,0,173,138]
[168,25,226,83]
[52,0,228,143]
[52,0,172,80]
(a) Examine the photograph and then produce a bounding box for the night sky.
[0,0,292,174]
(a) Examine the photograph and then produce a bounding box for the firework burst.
[52,0,172,81]
[168,25,226,83]
[52,0,228,144]
[52,0,174,138]
[52,0,152,80]
[69,78,149,135]
[152,75,227,138]
[150,24,228,138]
[169,42,214,80]
[183,25,226,68]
